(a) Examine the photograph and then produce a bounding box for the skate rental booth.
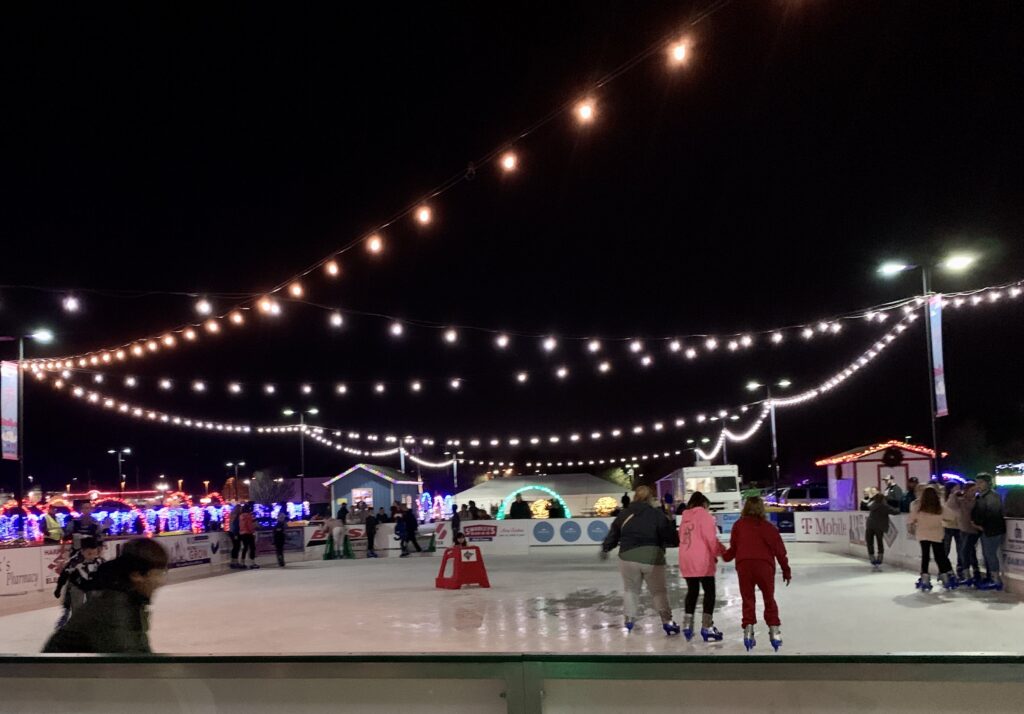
[815,439,937,511]
[323,463,423,513]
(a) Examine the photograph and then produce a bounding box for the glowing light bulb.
[587,339,601,353]
[575,99,595,123]
[740,335,753,347]
[329,312,344,328]
[611,429,622,437]
[264,384,276,395]
[802,327,814,339]
[390,322,404,337]
[374,383,386,394]
[516,372,529,383]
[669,340,681,352]
[444,328,458,344]
[195,299,213,315]
[335,383,347,395]
[192,381,206,392]
[183,328,197,341]
[301,384,313,395]
[598,361,611,373]
[556,366,569,379]
[629,339,643,353]
[410,380,422,392]
[229,382,242,394]
[500,151,517,172]
[92,374,103,384]
[641,355,653,367]
[684,347,697,360]
[449,378,462,390]
[705,338,718,351]
[125,376,137,387]
[205,319,220,333]
[415,206,432,225]
[494,334,510,349]
[325,260,340,277]
[229,311,244,325]
[675,418,686,427]
[771,332,784,344]
[146,340,158,352]
[669,41,688,64]
[62,295,80,312]
[367,234,383,253]
[727,340,739,351]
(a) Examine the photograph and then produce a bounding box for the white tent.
[454,473,623,518]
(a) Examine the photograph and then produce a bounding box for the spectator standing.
[883,476,904,512]
[677,492,726,642]
[723,496,791,651]
[942,483,963,575]
[908,487,956,590]
[621,492,631,509]
[239,502,258,569]
[376,507,390,524]
[65,503,103,552]
[364,512,379,558]
[337,502,349,524]
[508,494,531,519]
[43,509,64,545]
[43,539,169,653]
[228,505,243,569]
[601,485,681,636]
[971,474,1006,590]
[900,477,919,513]
[865,493,898,570]
[272,511,288,567]
[450,504,461,538]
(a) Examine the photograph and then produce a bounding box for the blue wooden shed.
[323,463,422,516]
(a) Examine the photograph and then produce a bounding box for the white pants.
[619,560,672,623]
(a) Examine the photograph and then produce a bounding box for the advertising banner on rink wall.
[1,361,18,461]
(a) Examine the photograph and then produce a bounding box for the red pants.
[737,560,780,627]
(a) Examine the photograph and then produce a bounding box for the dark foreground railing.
[2,653,1023,713]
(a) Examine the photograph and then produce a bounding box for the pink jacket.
[678,507,726,577]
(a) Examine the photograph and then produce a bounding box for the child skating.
[723,496,791,651]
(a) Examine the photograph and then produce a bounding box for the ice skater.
[954,482,982,585]
[908,486,956,590]
[364,510,379,558]
[971,474,1006,590]
[228,504,243,569]
[273,510,288,567]
[865,492,898,570]
[600,485,681,635]
[401,505,423,556]
[53,536,105,629]
[723,496,791,651]
[239,502,259,569]
[677,492,726,642]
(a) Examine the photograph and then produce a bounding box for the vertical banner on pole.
[929,295,949,417]
[1,361,18,460]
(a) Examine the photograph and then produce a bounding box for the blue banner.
[1,361,18,461]
[929,295,949,417]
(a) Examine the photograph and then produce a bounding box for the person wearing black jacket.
[364,512,379,558]
[508,494,532,519]
[601,485,681,635]
[865,493,898,569]
[272,511,288,567]
[43,539,168,654]
[971,474,1006,590]
[402,506,422,555]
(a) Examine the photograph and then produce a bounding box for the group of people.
[602,486,790,652]
[863,473,1007,590]
[332,501,425,558]
[227,502,291,569]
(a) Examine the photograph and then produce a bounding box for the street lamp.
[878,253,977,476]
[107,447,131,488]
[0,328,54,503]
[226,461,247,479]
[443,450,465,491]
[747,379,792,495]
[283,407,319,505]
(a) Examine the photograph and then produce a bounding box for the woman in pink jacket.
[678,492,726,641]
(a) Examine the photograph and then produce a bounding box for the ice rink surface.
[1,544,1021,655]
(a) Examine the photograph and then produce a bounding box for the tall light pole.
[747,379,792,495]
[878,253,976,477]
[283,407,318,504]
[443,450,464,491]
[226,461,246,480]
[107,447,131,490]
[1,328,54,504]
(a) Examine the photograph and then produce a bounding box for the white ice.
[1,544,1020,655]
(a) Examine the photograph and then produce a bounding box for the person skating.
[955,482,982,585]
[364,511,379,558]
[43,539,169,653]
[239,502,259,569]
[941,482,963,578]
[908,486,957,590]
[865,493,898,569]
[401,506,423,555]
[53,536,105,629]
[272,511,288,567]
[723,496,791,651]
[228,504,243,569]
[971,474,1006,590]
[677,492,726,642]
[601,485,681,636]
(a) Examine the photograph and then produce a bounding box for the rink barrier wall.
[1,654,1023,713]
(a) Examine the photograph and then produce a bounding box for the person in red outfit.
[723,496,791,651]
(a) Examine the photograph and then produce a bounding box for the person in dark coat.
[364,512,379,558]
[508,494,531,519]
[401,506,422,556]
[865,493,899,568]
[337,503,349,524]
[272,511,288,567]
[971,474,1006,590]
[621,492,631,509]
[450,504,461,537]
[43,539,169,654]
[883,476,904,512]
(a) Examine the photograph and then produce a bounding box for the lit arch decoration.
[496,485,572,520]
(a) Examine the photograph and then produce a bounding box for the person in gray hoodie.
[865,493,898,570]
[971,474,1006,590]
[955,482,982,585]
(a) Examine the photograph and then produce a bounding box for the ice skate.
[700,613,723,642]
[915,574,932,591]
[957,574,975,588]
[977,575,1004,591]
[681,614,695,641]
[248,562,260,569]
[940,572,958,590]
[742,625,756,651]
[663,621,681,636]
[870,558,881,572]
[769,625,783,651]
[624,618,634,633]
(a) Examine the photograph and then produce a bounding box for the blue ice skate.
[743,625,756,651]
[769,626,783,652]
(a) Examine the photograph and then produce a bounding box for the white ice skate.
[769,626,783,651]
[743,624,756,651]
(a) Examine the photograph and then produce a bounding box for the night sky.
[2,1,1023,498]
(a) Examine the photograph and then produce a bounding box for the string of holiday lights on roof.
[18,5,734,369]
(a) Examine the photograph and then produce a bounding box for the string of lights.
[19,4,734,369]
[25,278,1022,378]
